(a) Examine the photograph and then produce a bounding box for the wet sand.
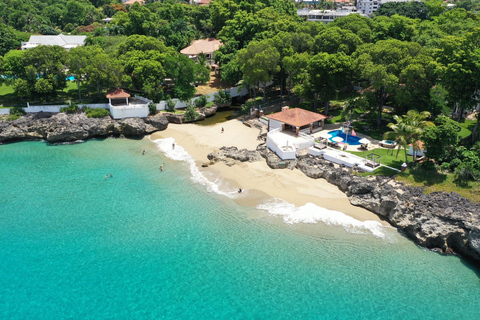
[150,119,390,225]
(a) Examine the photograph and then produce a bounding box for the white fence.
[0,109,10,115]
[24,102,110,113]
[110,105,148,119]
[156,85,249,111]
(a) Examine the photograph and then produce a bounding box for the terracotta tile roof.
[180,38,223,56]
[106,88,131,99]
[265,108,327,127]
[123,0,144,5]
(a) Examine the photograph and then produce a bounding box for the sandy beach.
[150,119,390,225]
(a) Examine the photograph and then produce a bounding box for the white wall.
[266,129,297,160]
[110,105,148,119]
[0,109,10,115]
[268,119,283,131]
[25,105,62,113]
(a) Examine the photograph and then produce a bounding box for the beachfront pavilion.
[106,88,131,106]
[265,107,328,135]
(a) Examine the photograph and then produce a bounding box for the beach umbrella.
[332,136,344,142]
[359,138,370,144]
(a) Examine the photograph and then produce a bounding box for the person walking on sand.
[221,127,224,133]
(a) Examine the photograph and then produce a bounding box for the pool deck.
[313,123,382,152]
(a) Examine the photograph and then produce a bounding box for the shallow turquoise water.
[0,139,479,319]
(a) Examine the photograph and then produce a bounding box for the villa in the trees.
[180,38,223,64]
[21,35,87,50]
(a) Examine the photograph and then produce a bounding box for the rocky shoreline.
[0,106,221,143]
[0,112,170,143]
[2,112,480,267]
[207,145,480,267]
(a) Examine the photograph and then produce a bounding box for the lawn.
[0,81,109,106]
[348,147,412,170]
[0,84,14,95]
[458,119,476,139]
[397,166,480,203]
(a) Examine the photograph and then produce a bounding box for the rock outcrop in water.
[0,113,169,143]
[207,146,480,266]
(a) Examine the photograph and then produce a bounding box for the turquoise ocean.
[0,138,479,319]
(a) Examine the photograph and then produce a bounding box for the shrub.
[241,104,251,115]
[6,107,26,121]
[166,98,176,112]
[440,162,451,172]
[184,103,199,122]
[194,95,208,108]
[84,107,110,118]
[148,103,157,115]
[449,158,462,170]
[60,103,79,114]
[214,89,232,106]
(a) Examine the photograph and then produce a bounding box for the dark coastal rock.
[0,113,169,143]
[207,146,262,165]
[295,157,480,265]
[144,113,169,133]
[201,106,218,117]
[213,149,480,266]
[164,113,184,124]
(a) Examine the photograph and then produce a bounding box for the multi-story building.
[297,9,367,24]
[356,0,412,16]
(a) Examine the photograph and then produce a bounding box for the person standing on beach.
[221,127,224,133]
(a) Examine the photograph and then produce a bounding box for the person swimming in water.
[142,150,145,155]
[172,143,175,150]
[160,164,164,172]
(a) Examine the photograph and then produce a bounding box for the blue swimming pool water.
[66,76,75,81]
[328,130,362,145]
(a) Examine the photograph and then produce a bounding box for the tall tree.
[354,40,421,126]
[237,39,280,102]
[0,23,18,56]
[303,52,352,114]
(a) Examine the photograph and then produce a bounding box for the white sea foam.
[151,137,388,238]
[257,199,387,238]
[151,137,240,198]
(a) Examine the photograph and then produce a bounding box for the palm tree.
[383,110,433,163]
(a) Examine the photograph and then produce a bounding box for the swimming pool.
[328,130,362,145]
